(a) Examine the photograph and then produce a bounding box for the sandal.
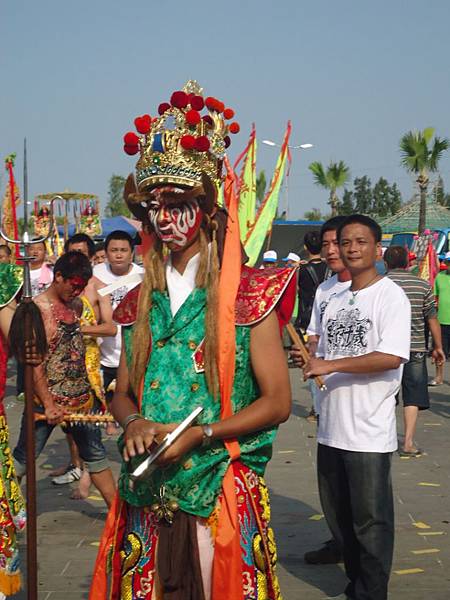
[399,448,422,457]
[428,380,443,386]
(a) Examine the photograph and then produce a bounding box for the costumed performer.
[0,263,26,597]
[89,81,296,600]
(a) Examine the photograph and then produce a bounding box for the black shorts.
[400,352,429,410]
[441,324,450,359]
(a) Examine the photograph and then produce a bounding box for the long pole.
[23,138,38,600]
[0,148,58,599]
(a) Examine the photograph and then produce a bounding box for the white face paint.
[148,192,203,250]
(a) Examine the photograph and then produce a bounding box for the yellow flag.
[236,125,257,240]
[244,122,292,266]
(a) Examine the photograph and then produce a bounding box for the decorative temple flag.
[243,121,292,266]
[418,239,439,287]
[235,124,257,240]
[2,154,20,259]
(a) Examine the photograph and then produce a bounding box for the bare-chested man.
[50,234,116,497]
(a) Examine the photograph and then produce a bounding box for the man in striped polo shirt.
[384,246,445,456]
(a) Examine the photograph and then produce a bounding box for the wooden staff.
[1,141,62,600]
[35,413,116,426]
[286,323,327,391]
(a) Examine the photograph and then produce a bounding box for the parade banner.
[243,121,292,266]
[418,239,439,286]
[2,155,20,259]
[235,124,257,240]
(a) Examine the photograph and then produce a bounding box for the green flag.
[244,122,292,266]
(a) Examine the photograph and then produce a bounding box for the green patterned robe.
[118,288,277,518]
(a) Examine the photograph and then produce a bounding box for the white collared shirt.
[166,252,201,316]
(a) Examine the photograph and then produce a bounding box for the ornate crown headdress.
[123,80,240,191]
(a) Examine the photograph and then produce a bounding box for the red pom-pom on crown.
[223,108,234,120]
[180,135,196,150]
[124,132,140,146]
[229,122,240,134]
[124,144,139,155]
[171,91,189,109]
[190,95,204,110]
[134,115,152,134]
[185,110,201,126]
[194,136,210,152]
[158,102,171,115]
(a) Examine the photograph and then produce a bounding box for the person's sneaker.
[304,539,342,564]
[52,465,82,485]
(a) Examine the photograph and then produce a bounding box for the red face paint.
[67,276,89,295]
[147,187,203,250]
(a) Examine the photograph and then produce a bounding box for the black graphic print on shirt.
[110,285,129,308]
[319,293,337,323]
[325,307,373,356]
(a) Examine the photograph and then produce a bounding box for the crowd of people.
[0,84,449,600]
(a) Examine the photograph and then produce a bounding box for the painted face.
[54,274,89,302]
[147,187,203,250]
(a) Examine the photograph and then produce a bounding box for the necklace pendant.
[348,298,355,305]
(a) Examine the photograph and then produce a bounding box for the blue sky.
[1,0,450,220]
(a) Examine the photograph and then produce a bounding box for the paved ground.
[4,362,450,599]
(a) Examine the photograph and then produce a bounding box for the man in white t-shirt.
[292,216,351,566]
[304,215,411,600]
[93,230,143,406]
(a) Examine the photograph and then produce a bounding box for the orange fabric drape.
[211,156,244,600]
[88,491,124,600]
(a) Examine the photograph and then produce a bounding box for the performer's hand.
[123,420,176,462]
[45,403,66,426]
[303,357,331,379]
[431,347,446,366]
[156,426,203,467]
[290,344,305,368]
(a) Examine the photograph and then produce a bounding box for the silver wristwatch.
[201,424,214,447]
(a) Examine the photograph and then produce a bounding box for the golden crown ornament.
[123,80,240,191]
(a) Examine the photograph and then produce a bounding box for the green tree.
[256,170,267,204]
[372,177,391,217]
[433,176,450,207]
[304,208,324,221]
[337,188,354,215]
[309,161,350,216]
[388,182,402,215]
[400,127,449,234]
[105,174,129,217]
[353,176,372,214]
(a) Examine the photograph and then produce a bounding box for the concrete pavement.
[4,363,450,599]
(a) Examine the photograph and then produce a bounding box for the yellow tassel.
[0,570,22,595]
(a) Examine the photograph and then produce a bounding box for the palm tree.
[309,161,350,216]
[399,128,449,234]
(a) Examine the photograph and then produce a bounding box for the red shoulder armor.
[113,265,298,329]
[113,285,141,325]
[235,265,298,327]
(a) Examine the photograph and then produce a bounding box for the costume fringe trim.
[0,570,22,595]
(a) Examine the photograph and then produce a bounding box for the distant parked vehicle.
[389,229,450,263]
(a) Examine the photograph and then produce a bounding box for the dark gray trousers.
[317,443,394,600]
